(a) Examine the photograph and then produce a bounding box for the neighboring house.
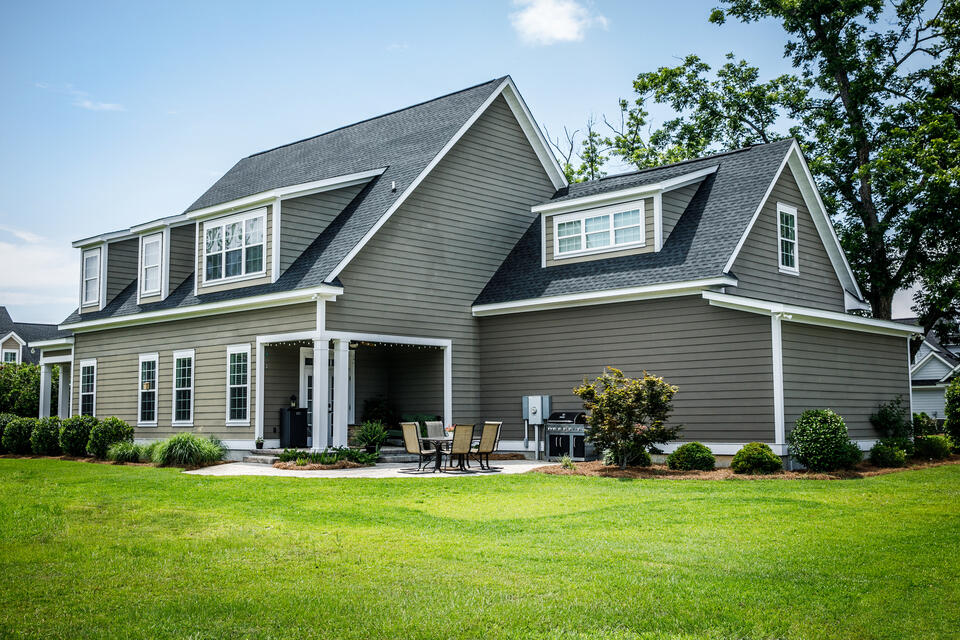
[899,320,959,422]
[35,76,918,457]
[0,306,66,365]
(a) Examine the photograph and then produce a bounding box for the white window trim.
[777,202,800,275]
[137,352,159,427]
[200,208,267,288]
[552,200,646,260]
[79,359,97,417]
[1,349,20,364]
[81,247,102,306]
[225,343,251,426]
[171,349,195,426]
[140,233,164,297]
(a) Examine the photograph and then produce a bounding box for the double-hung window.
[226,344,250,425]
[777,203,799,273]
[172,349,194,425]
[203,208,266,284]
[141,233,163,296]
[138,353,158,426]
[2,349,19,364]
[82,248,101,306]
[554,202,645,258]
[79,360,97,416]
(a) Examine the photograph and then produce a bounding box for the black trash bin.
[279,408,309,448]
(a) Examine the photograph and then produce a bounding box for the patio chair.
[470,421,502,471]
[445,423,475,471]
[401,422,436,472]
[424,421,446,440]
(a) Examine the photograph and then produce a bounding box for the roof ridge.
[247,76,507,159]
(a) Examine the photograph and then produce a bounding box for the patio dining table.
[420,436,452,473]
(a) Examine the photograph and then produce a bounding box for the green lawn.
[1,460,958,640]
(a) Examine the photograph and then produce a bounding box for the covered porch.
[33,337,75,419]
[255,330,452,450]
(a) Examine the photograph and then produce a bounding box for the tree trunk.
[871,291,893,320]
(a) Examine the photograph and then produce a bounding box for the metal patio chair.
[401,422,437,472]
[470,421,502,470]
[445,423,475,471]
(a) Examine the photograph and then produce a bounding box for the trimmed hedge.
[914,435,952,461]
[731,442,783,474]
[787,409,860,471]
[30,417,61,455]
[666,442,715,471]
[87,416,134,458]
[59,415,97,456]
[0,413,17,453]
[151,433,225,467]
[869,443,907,468]
[2,417,36,454]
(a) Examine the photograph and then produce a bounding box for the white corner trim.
[702,291,922,337]
[472,277,737,316]
[771,314,785,446]
[653,192,663,252]
[540,213,547,269]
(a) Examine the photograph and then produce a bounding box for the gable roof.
[0,306,69,363]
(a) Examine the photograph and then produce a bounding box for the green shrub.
[107,441,145,464]
[0,413,17,453]
[870,396,912,439]
[877,436,914,457]
[151,433,225,467]
[914,435,952,460]
[601,446,651,467]
[30,417,61,455]
[869,443,907,468]
[731,442,783,474]
[355,420,389,450]
[59,415,97,456]
[912,412,938,437]
[143,440,160,462]
[559,454,576,470]
[86,416,134,458]
[787,409,860,471]
[666,442,715,471]
[2,417,35,454]
[946,378,960,448]
[277,446,377,466]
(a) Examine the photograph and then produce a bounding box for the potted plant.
[255,437,264,450]
[356,421,388,454]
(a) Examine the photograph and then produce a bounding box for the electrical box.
[521,395,550,425]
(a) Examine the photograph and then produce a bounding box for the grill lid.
[545,411,587,424]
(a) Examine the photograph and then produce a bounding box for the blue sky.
[0,0,910,322]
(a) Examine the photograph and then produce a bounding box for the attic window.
[81,247,101,306]
[141,233,163,295]
[203,208,266,285]
[777,203,799,274]
[553,202,645,259]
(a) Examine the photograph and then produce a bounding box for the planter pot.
[255,442,263,450]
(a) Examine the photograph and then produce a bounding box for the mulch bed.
[273,460,367,471]
[532,456,960,480]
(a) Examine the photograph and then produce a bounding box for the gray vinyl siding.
[169,224,195,291]
[196,206,273,294]
[914,355,952,380]
[326,95,557,426]
[71,303,315,439]
[544,198,654,267]
[781,322,910,439]
[730,167,846,311]
[106,238,138,304]
[479,295,776,442]
[912,387,946,419]
[42,349,72,359]
[279,184,364,274]
[1,336,20,353]
[662,182,700,244]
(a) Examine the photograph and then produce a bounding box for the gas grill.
[544,411,596,461]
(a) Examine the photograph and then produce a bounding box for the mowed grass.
[1,461,959,640]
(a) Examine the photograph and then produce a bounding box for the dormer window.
[777,203,799,274]
[553,203,645,259]
[82,247,101,305]
[203,208,265,284]
[140,233,163,295]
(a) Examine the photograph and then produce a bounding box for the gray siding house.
[35,77,918,457]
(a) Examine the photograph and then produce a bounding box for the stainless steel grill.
[543,411,595,461]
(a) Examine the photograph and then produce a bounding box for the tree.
[0,363,59,417]
[573,367,682,469]
[563,0,959,348]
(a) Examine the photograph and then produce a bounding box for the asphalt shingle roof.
[474,139,795,306]
[0,306,70,364]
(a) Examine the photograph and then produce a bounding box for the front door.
[300,348,338,448]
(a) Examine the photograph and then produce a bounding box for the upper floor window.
[203,209,265,284]
[141,233,163,295]
[777,203,799,274]
[82,248,101,305]
[553,203,645,259]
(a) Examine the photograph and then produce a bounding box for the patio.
[185,458,551,478]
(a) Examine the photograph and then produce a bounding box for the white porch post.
[443,344,452,428]
[312,339,329,450]
[255,340,265,441]
[38,364,52,418]
[57,363,71,418]
[332,339,349,447]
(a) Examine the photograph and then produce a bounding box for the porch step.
[243,454,279,464]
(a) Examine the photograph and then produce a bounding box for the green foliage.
[0,413,16,453]
[574,367,682,469]
[107,441,145,464]
[2,417,35,454]
[870,396,912,439]
[878,437,915,458]
[361,396,399,427]
[787,409,860,471]
[912,412,939,437]
[143,440,160,462]
[914,435,953,461]
[666,442,716,471]
[151,433,225,467]
[731,442,783,475]
[870,443,907,468]
[59,415,97,457]
[276,447,378,466]
[601,446,651,467]
[0,363,57,417]
[30,417,61,455]
[946,378,960,446]
[559,455,576,470]
[355,420,388,449]
[86,416,134,458]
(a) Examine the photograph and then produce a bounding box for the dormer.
[533,165,717,267]
[129,217,196,305]
[73,232,138,314]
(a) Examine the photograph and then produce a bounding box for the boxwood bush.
[151,433,225,467]
[914,435,952,460]
[86,416,134,458]
[2,417,35,454]
[59,415,97,456]
[869,442,907,468]
[107,441,145,464]
[0,413,17,453]
[731,442,783,474]
[666,442,715,471]
[30,417,61,455]
[787,409,861,471]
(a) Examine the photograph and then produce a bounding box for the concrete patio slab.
[184,459,552,478]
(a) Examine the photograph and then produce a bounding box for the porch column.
[312,339,329,450]
[38,363,52,418]
[443,344,452,428]
[57,363,71,418]
[332,339,349,447]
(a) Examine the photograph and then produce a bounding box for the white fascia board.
[130,214,193,234]
[500,78,568,190]
[531,166,718,215]
[472,277,737,316]
[1,331,26,347]
[702,291,922,337]
[60,284,343,333]
[184,168,386,222]
[72,231,131,249]
[939,363,960,383]
[28,337,74,349]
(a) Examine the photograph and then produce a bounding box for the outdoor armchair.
[401,422,436,471]
[445,423,475,471]
[470,421,502,470]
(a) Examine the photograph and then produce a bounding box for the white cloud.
[0,226,77,320]
[0,224,43,244]
[73,98,125,112]
[34,82,126,112]
[510,0,608,46]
